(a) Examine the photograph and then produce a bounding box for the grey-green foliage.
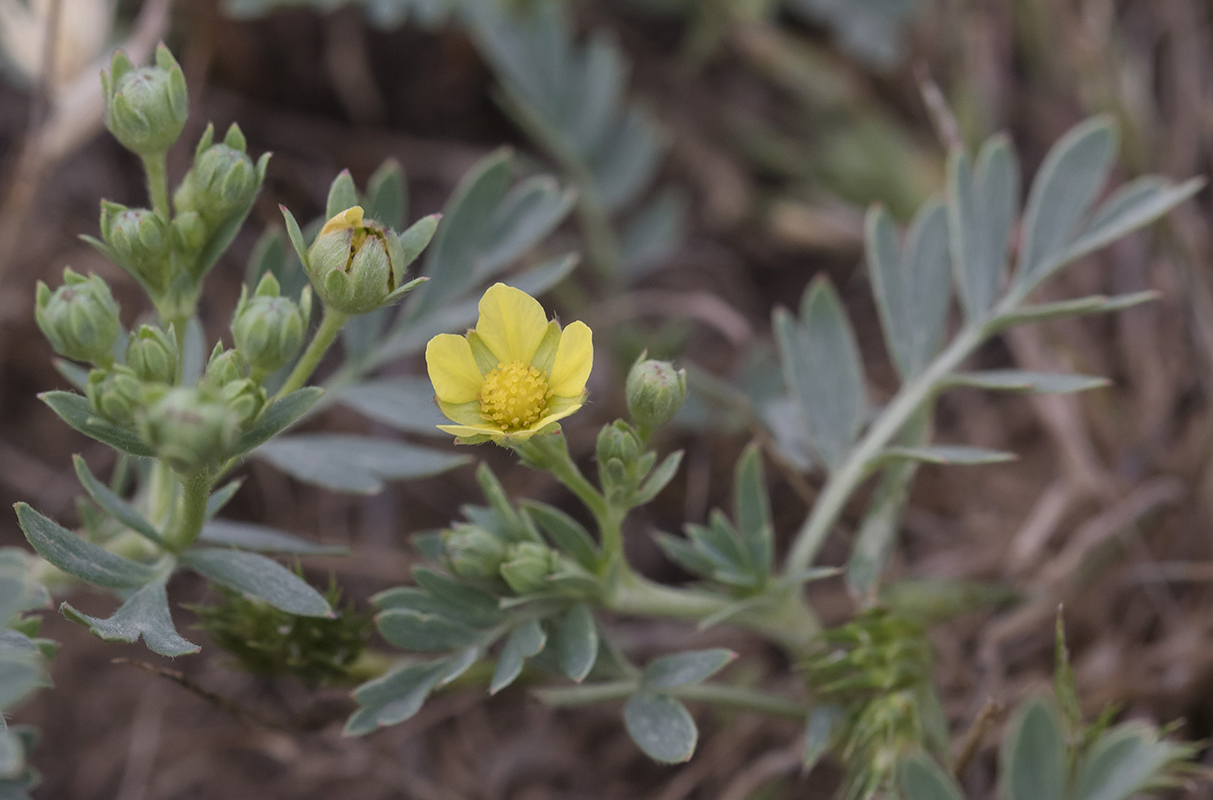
[247,150,577,494]
[785,0,919,71]
[0,550,52,799]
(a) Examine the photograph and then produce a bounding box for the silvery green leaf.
[490,619,547,694]
[948,135,1018,321]
[622,189,687,278]
[1059,176,1203,268]
[341,308,388,366]
[0,648,42,711]
[180,317,207,388]
[364,159,407,230]
[634,450,683,504]
[847,455,920,596]
[377,608,481,652]
[72,455,164,547]
[345,657,451,735]
[52,358,90,391]
[883,445,1015,465]
[60,581,198,657]
[803,705,842,771]
[1001,698,1066,800]
[948,370,1109,394]
[557,603,598,682]
[623,692,698,764]
[865,200,951,379]
[245,226,286,289]
[991,291,1156,328]
[593,107,666,212]
[255,435,468,494]
[338,377,449,436]
[0,551,46,617]
[522,501,599,570]
[205,479,243,520]
[200,519,348,555]
[181,549,332,617]
[474,176,576,281]
[39,391,154,457]
[642,649,736,689]
[571,30,626,151]
[655,532,718,580]
[899,754,966,800]
[413,568,505,628]
[1072,722,1195,800]
[774,277,866,470]
[325,169,359,221]
[15,503,154,589]
[234,387,324,456]
[732,443,773,576]
[1016,117,1117,288]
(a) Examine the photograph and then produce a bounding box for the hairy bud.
[626,358,687,432]
[101,44,187,157]
[231,273,311,375]
[34,269,120,365]
[125,324,178,384]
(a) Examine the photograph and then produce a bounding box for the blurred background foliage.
[3,0,1213,797]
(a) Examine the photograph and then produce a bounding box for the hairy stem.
[142,153,171,221]
[537,680,807,721]
[166,470,212,551]
[276,306,347,399]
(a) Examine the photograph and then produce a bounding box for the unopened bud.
[100,203,172,292]
[499,542,555,595]
[443,525,508,582]
[304,206,420,315]
[86,367,142,427]
[34,269,121,365]
[626,359,687,431]
[204,344,248,388]
[231,273,311,374]
[138,387,240,473]
[596,420,641,466]
[125,324,177,384]
[174,123,263,227]
[101,44,187,157]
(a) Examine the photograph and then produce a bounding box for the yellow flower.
[426,283,592,444]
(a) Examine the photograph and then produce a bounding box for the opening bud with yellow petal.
[231,273,311,375]
[443,524,509,582]
[292,205,435,316]
[86,366,143,427]
[101,44,187,157]
[93,202,173,294]
[34,268,120,366]
[125,324,177,384]
[425,283,593,445]
[137,386,241,473]
[626,358,687,433]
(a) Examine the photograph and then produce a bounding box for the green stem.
[276,306,347,399]
[784,321,989,575]
[142,153,171,221]
[537,680,807,721]
[166,471,212,552]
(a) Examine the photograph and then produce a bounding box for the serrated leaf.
[1001,698,1066,800]
[490,619,547,694]
[39,391,154,457]
[948,370,1110,394]
[949,135,1019,320]
[775,277,866,470]
[642,649,737,689]
[883,445,1016,465]
[338,378,449,436]
[233,387,324,456]
[623,692,698,764]
[900,754,965,800]
[199,519,348,555]
[865,200,951,379]
[15,503,154,589]
[523,501,599,570]
[61,582,198,657]
[557,603,598,682]
[72,455,164,547]
[1016,117,1117,287]
[377,608,481,652]
[345,657,451,735]
[181,548,332,617]
[255,435,468,494]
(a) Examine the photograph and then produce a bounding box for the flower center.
[479,360,553,431]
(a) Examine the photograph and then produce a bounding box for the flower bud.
[596,420,641,467]
[101,45,187,157]
[125,324,177,384]
[231,273,311,375]
[34,269,121,365]
[204,344,248,387]
[305,206,410,315]
[626,359,687,432]
[216,378,266,428]
[99,203,173,292]
[499,542,556,595]
[138,387,240,473]
[443,525,508,582]
[86,367,142,427]
[174,124,262,227]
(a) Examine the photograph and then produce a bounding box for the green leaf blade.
[16,503,154,589]
[181,548,332,617]
[61,582,198,657]
[623,692,698,764]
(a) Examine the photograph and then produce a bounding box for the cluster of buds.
[441,524,566,596]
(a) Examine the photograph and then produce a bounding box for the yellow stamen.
[478,360,553,431]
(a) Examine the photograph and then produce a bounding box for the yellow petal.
[426,333,483,404]
[438,422,502,438]
[475,283,549,363]
[548,321,593,396]
[319,205,364,236]
[528,397,585,432]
